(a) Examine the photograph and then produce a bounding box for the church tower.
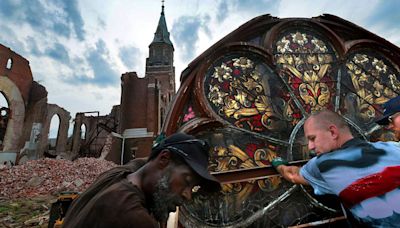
[146,2,175,129]
[109,1,176,163]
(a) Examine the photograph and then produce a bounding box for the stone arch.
[71,113,91,157]
[38,104,70,157]
[0,76,25,151]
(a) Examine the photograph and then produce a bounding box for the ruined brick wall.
[0,45,30,152]
[0,44,33,103]
[0,44,72,165]
[106,72,159,163]
[21,82,48,150]
[119,72,152,130]
[69,108,119,159]
[119,72,157,160]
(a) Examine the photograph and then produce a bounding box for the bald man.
[272,110,400,227]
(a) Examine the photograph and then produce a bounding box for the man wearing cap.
[376,96,400,140]
[62,133,220,228]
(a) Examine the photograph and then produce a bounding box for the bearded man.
[62,133,221,228]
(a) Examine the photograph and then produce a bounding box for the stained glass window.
[204,52,293,140]
[274,29,339,124]
[340,50,400,128]
[164,17,400,227]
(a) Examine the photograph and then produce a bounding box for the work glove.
[271,157,288,169]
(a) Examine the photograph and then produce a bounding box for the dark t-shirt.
[62,159,159,228]
[63,178,158,228]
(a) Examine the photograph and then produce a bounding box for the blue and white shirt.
[300,138,400,226]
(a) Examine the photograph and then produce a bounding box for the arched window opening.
[6,58,13,70]
[48,115,60,153]
[0,92,10,150]
[0,92,9,109]
[80,124,87,140]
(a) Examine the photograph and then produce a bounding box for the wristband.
[271,157,288,169]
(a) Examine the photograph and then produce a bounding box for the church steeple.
[147,1,174,67]
[145,0,175,133]
[151,0,173,46]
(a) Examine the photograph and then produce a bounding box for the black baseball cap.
[151,133,221,193]
[376,96,400,125]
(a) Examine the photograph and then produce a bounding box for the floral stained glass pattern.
[204,129,283,173]
[274,31,338,124]
[341,51,400,124]
[205,54,290,138]
[180,129,293,226]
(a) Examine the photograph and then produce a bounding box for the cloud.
[216,1,229,23]
[234,0,280,14]
[365,0,400,28]
[0,25,27,56]
[216,0,280,23]
[0,0,85,40]
[25,2,52,29]
[171,14,211,61]
[0,0,24,20]
[363,0,400,43]
[71,39,119,87]
[118,45,142,70]
[44,42,70,64]
[97,17,106,30]
[26,36,42,56]
[62,0,86,40]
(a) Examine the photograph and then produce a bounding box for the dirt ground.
[0,195,56,227]
[0,157,117,227]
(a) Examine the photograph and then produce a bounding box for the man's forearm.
[272,158,309,185]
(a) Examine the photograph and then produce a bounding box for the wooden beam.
[212,160,308,184]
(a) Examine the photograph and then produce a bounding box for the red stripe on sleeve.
[339,166,400,208]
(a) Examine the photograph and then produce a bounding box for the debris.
[0,157,117,199]
[23,210,49,226]
[27,176,44,187]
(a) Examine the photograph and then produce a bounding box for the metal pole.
[120,137,125,165]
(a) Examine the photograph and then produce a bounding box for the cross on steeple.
[162,0,165,13]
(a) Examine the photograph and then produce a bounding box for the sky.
[1,0,400,137]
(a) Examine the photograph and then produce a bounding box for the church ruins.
[1,4,400,227]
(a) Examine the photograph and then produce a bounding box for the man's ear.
[328,124,339,139]
[157,149,172,169]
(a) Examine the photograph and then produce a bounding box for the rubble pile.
[0,158,117,199]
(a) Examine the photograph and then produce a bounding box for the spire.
[151,0,173,46]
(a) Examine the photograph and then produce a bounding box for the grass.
[0,195,57,227]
